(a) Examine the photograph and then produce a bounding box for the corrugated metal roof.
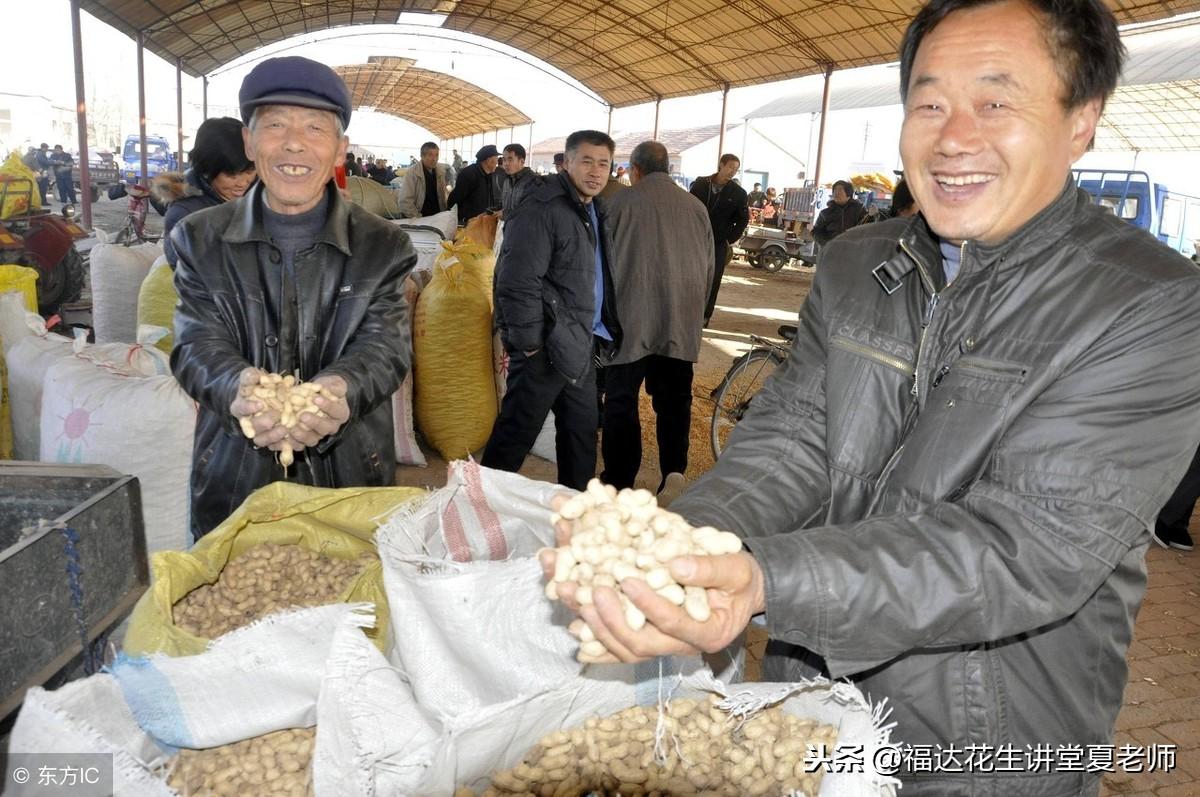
[740,18,1200,152]
[80,0,1200,108]
[335,56,530,138]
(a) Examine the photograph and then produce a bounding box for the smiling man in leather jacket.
[170,56,415,539]
[542,1,1200,794]
[483,129,621,490]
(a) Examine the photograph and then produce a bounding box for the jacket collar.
[223,181,353,256]
[899,176,1090,279]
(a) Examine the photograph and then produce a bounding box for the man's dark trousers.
[482,348,598,490]
[704,241,731,322]
[600,355,694,490]
[1158,440,1200,533]
[56,173,76,204]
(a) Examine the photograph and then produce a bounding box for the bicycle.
[709,324,796,459]
[109,183,161,245]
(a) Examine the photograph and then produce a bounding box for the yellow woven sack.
[0,270,37,458]
[0,152,42,219]
[122,482,426,657]
[413,238,498,459]
[136,260,178,354]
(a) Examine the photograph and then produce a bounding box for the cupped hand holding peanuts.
[230,367,290,449]
[538,482,767,664]
[288,374,351,448]
[231,370,349,467]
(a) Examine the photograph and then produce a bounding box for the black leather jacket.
[493,171,621,383]
[170,182,416,538]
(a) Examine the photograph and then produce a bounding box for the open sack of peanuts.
[6,466,899,796]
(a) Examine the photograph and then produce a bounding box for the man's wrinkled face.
[421,147,439,170]
[244,105,347,216]
[565,142,612,201]
[899,0,1100,244]
[502,150,525,176]
[832,185,851,205]
[481,155,499,174]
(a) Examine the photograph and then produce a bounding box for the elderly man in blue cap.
[169,56,417,539]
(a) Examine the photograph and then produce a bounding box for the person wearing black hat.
[446,144,500,224]
[169,55,417,539]
[152,117,257,267]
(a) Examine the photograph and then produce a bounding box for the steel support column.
[811,64,835,191]
[70,0,92,227]
[716,84,730,163]
[176,58,184,169]
[137,32,148,185]
[652,97,661,140]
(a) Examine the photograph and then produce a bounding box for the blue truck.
[120,134,178,186]
[1072,169,1200,261]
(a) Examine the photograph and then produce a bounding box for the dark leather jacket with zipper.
[493,170,621,383]
[170,182,416,538]
[672,181,1200,796]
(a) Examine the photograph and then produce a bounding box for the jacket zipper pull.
[932,364,951,389]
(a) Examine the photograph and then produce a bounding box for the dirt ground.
[394,258,814,492]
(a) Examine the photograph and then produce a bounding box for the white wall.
[673,105,905,190]
[0,93,77,154]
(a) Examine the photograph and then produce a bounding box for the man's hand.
[538,494,767,664]
[229,367,290,448]
[290,374,351,447]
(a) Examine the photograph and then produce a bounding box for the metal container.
[0,462,148,719]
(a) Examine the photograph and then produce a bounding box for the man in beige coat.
[398,141,450,219]
[601,141,714,496]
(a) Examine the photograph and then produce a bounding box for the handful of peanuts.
[464,697,838,797]
[172,543,371,639]
[166,727,315,797]
[236,372,337,468]
[545,480,744,661]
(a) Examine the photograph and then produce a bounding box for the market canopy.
[334,56,530,139]
[79,0,1200,109]
[744,18,1200,152]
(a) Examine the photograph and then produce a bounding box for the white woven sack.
[392,209,458,273]
[110,604,369,750]
[6,333,71,460]
[0,290,34,353]
[6,674,175,797]
[375,463,580,720]
[89,242,162,343]
[39,350,194,554]
[375,463,732,728]
[530,411,557,462]
[312,606,442,797]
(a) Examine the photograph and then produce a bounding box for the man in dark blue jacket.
[483,130,622,489]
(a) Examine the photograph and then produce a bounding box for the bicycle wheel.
[710,347,783,460]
